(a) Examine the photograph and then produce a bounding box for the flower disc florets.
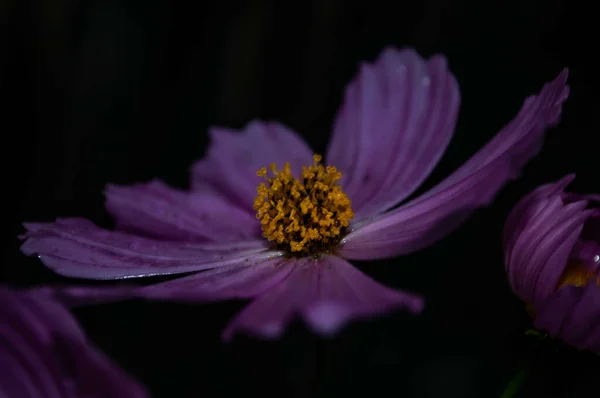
[253,154,354,257]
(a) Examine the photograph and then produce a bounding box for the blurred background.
[1,1,598,397]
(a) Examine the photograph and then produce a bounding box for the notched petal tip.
[557,67,569,83]
[558,173,576,187]
[328,45,461,221]
[503,174,580,251]
[304,295,425,337]
[339,65,570,261]
[503,175,597,304]
[304,302,350,336]
[219,256,424,341]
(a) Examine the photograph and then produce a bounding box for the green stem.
[500,366,529,398]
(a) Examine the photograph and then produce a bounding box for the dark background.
[1,1,598,397]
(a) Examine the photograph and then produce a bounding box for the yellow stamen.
[526,263,600,319]
[557,263,600,289]
[253,154,354,257]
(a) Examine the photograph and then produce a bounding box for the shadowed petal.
[105,179,260,242]
[222,255,423,341]
[20,218,277,279]
[190,120,314,211]
[30,285,144,308]
[507,198,590,305]
[338,69,569,260]
[0,287,148,398]
[501,176,594,304]
[571,239,600,270]
[535,282,600,352]
[326,47,460,221]
[419,69,569,197]
[502,175,575,255]
[28,260,292,307]
[138,257,293,301]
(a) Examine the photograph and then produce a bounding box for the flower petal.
[137,257,294,301]
[326,47,460,220]
[29,260,294,306]
[105,179,260,242]
[534,283,600,352]
[507,198,590,305]
[419,69,569,197]
[0,287,148,398]
[501,176,597,304]
[222,255,423,341]
[502,175,575,255]
[20,218,277,279]
[190,120,314,211]
[338,69,569,260]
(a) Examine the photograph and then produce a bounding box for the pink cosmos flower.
[503,175,600,352]
[0,286,148,397]
[21,47,569,340]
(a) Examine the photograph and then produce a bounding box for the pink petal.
[535,283,600,352]
[326,47,460,221]
[20,218,277,279]
[105,179,259,242]
[421,69,569,197]
[502,175,575,255]
[507,198,590,305]
[338,69,569,260]
[501,176,594,304]
[138,257,294,301]
[190,120,314,211]
[0,287,149,398]
[222,255,423,341]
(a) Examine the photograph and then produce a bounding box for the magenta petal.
[138,257,292,301]
[421,69,569,197]
[20,218,275,279]
[222,255,423,341]
[502,175,575,255]
[326,47,460,221]
[502,176,594,304]
[28,258,292,307]
[105,180,259,242]
[0,287,148,398]
[508,199,589,305]
[338,69,569,260]
[190,120,314,210]
[535,283,600,352]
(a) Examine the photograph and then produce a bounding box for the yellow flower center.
[556,263,600,289]
[253,154,354,257]
[526,262,599,318]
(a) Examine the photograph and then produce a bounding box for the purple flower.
[503,176,600,352]
[0,286,148,397]
[21,47,569,340]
